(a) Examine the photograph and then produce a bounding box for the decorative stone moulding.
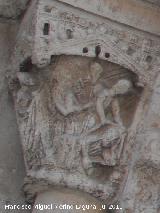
[10,0,160,205]
[28,0,159,85]
[13,0,160,86]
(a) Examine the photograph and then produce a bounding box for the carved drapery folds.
[10,0,160,205]
[11,55,141,201]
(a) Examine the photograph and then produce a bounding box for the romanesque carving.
[11,54,142,201]
[28,0,159,86]
[7,0,160,211]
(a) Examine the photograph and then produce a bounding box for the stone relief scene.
[0,0,160,213]
[13,55,142,204]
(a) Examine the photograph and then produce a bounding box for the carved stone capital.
[9,0,160,206]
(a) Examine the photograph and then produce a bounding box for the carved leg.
[81,137,94,176]
[96,97,107,124]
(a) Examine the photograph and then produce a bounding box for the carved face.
[112,79,132,95]
[90,62,103,83]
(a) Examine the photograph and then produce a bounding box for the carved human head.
[112,79,132,95]
[90,62,103,83]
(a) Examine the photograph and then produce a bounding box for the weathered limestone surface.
[142,0,160,6]
[120,74,160,212]
[59,0,160,36]
[0,22,29,213]
[1,0,160,213]
[9,1,160,212]
[0,0,29,19]
[32,188,105,213]
[0,1,31,213]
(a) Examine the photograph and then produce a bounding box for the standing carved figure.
[82,62,132,174]
[90,62,132,126]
